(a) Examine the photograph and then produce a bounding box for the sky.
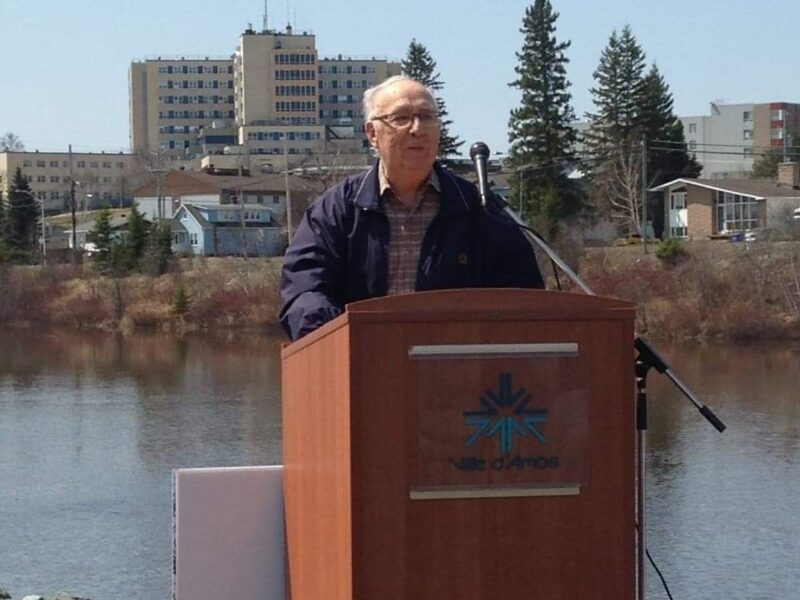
[2,0,800,158]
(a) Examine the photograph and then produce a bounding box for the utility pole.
[69,144,77,262]
[40,197,46,265]
[146,149,168,221]
[641,135,648,255]
[284,133,293,241]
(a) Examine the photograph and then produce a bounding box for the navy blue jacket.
[279,161,544,340]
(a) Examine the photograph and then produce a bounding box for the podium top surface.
[282,289,634,356]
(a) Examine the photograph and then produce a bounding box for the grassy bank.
[0,257,283,335]
[578,240,800,341]
[2,241,799,341]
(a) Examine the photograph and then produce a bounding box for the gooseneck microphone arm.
[471,140,724,600]
[468,141,725,433]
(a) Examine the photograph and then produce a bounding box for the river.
[0,330,798,599]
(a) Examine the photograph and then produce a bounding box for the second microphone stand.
[483,183,726,600]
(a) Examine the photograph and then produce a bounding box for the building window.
[743,147,754,157]
[190,233,198,246]
[688,123,697,134]
[670,226,688,238]
[670,192,687,210]
[771,109,785,121]
[714,190,759,233]
[743,111,753,122]
[688,141,697,151]
[743,130,753,140]
[771,128,784,140]
[36,160,46,167]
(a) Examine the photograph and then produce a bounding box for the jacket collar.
[353,159,476,216]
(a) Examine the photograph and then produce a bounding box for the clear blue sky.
[2,0,799,157]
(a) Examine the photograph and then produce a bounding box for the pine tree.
[0,189,8,262]
[125,204,150,270]
[507,0,582,234]
[91,207,114,272]
[639,64,701,186]
[6,167,39,262]
[401,39,464,160]
[585,26,647,165]
[584,27,648,236]
[143,221,173,276]
[585,29,702,238]
[0,189,6,238]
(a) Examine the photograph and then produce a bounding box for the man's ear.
[365,120,379,149]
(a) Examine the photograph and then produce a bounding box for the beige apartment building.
[129,25,400,164]
[129,57,236,161]
[0,150,142,214]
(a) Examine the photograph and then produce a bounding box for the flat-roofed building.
[129,57,236,160]
[0,150,142,214]
[129,26,400,167]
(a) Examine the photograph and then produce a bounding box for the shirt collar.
[378,162,441,197]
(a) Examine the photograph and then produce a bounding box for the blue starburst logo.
[463,373,548,453]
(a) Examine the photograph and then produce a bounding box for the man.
[279,75,544,340]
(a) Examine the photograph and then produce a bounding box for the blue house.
[173,203,285,256]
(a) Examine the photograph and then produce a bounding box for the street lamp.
[83,192,94,217]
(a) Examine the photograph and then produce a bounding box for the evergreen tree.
[401,39,464,159]
[0,190,8,262]
[91,207,114,272]
[6,168,39,262]
[125,204,150,270]
[584,27,648,236]
[639,65,702,185]
[585,26,647,167]
[143,221,173,276]
[586,31,701,237]
[507,0,582,234]
[0,189,6,238]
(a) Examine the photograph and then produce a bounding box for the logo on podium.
[463,372,548,453]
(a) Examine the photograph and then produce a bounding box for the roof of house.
[649,178,800,199]
[179,204,212,229]
[132,169,320,197]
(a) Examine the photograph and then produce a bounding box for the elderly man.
[279,75,544,340]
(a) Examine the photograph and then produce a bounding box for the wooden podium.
[281,289,636,599]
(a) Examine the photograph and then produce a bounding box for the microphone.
[469,141,491,207]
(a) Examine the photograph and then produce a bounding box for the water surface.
[0,331,798,599]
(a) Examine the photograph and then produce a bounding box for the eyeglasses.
[372,110,440,129]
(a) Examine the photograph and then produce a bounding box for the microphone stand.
[483,176,726,600]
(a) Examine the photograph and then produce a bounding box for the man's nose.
[408,116,424,135]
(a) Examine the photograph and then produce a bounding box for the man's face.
[365,80,441,180]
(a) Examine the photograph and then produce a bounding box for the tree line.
[402,2,704,239]
[0,164,172,271]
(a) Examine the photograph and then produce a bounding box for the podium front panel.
[411,343,588,496]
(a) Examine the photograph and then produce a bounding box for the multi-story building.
[129,25,400,164]
[129,57,236,160]
[0,150,141,213]
[318,56,402,151]
[681,102,800,179]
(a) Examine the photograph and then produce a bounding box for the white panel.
[173,465,285,600]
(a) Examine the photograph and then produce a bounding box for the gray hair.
[362,75,436,121]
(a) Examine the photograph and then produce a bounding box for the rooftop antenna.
[263,0,269,32]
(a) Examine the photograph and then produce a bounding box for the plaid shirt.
[379,167,441,295]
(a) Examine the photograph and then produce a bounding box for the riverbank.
[1,241,799,341]
[0,257,283,335]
